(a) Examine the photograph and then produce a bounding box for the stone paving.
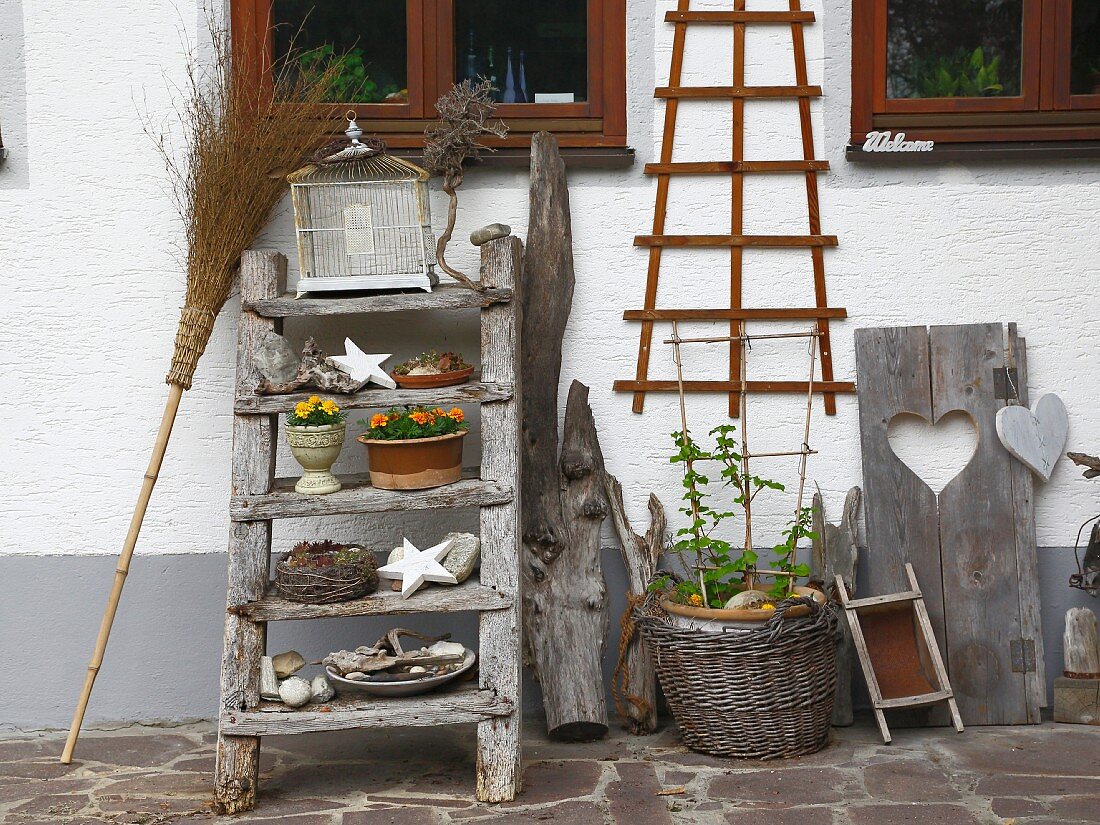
[1,716,1097,824]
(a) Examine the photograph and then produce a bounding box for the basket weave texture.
[636,593,840,759]
[274,553,379,604]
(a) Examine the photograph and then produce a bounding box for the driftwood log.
[605,478,665,735]
[1064,608,1100,677]
[811,487,861,726]
[520,132,609,741]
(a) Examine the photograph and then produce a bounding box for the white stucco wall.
[3,0,1099,570]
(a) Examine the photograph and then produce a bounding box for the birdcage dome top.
[288,114,430,185]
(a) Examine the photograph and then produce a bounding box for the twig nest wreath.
[274,540,380,604]
[357,406,468,490]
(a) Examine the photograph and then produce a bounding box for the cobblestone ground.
[1,717,1097,824]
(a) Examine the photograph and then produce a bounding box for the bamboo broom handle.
[60,383,185,764]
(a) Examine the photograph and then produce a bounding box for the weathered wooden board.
[856,323,1042,727]
[214,252,281,815]
[476,236,524,801]
[1064,607,1100,676]
[854,327,944,650]
[246,286,513,318]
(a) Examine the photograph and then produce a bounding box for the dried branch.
[424,79,508,290]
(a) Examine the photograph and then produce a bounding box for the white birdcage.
[289,116,437,296]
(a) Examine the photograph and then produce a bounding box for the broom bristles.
[157,19,343,389]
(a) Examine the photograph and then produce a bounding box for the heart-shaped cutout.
[887,410,978,495]
[995,393,1069,482]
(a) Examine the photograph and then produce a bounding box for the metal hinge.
[1011,638,1036,673]
[993,367,1020,401]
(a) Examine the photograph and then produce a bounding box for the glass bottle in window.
[465,30,480,81]
[517,49,528,103]
[502,47,517,103]
[486,46,499,99]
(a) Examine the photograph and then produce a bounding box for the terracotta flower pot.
[286,422,345,495]
[357,430,466,490]
[391,366,475,389]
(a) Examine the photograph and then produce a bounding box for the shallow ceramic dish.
[325,649,476,698]
[391,366,474,389]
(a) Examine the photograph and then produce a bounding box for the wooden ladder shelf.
[213,241,524,814]
[614,0,854,416]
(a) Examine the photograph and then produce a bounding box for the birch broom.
[60,23,341,763]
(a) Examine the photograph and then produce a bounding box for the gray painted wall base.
[4,548,1096,730]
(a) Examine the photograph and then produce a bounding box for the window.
[852,0,1100,146]
[233,0,627,149]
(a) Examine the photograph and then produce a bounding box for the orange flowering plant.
[358,405,467,441]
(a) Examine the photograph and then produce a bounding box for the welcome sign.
[862,130,935,153]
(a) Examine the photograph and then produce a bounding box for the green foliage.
[287,396,344,427]
[298,45,401,104]
[359,406,468,441]
[664,424,815,608]
[287,540,375,575]
[916,47,1004,99]
[393,350,472,376]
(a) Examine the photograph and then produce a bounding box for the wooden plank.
[230,473,512,521]
[246,287,513,318]
[854,327,945,656]
[634,234,838,248]
[214,251,281,816]
[836,575,891,744]
[235,382,515,414]
[644,160,830,174]
[1006,325,1046,714]
[654,85,822,99]
[845,590,922,609]
[477,236,523,802]
[623,307,847,320]
[665,10,816,23]
[613,379,855,394]
[233,580,514,621]
[220,687,513,736]
[876,690,954,709]
[932,323,1030,725]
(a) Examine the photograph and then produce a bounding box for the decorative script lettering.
[862,131,935,153]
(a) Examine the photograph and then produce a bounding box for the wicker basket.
[636,593,839,759]
[274,551,379,604]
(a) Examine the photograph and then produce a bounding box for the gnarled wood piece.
[257,337,368,395]
[1068,452,1100,479]
[811,487,861,726]
[1064,608,1100,677]
[605,478,665,734]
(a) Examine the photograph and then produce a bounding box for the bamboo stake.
[671,322,708,603]
[787,324,818,595]
[61,384,184,763]
[739,320,755,590]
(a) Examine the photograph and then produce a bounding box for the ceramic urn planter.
[286,422,345,495]
[358,431,466,490]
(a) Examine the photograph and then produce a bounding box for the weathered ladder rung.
[665,10,816,24]
[635,234,838,249]
[623,307,847,321]
[644,160,830,175]
[654,85,822,99]
[611,379,856,394]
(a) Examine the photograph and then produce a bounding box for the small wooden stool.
[836,563,964,744]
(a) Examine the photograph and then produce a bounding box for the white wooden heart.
[887,411,977,495]
[995,393,1069,482]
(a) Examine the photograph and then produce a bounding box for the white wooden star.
[377,538,457,599]
[330,338,397,389]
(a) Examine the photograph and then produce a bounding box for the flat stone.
[9,792,92,816]
[98,771,211,797]
[659,769,697,787]
[364,794,473,808]
[848,803,982,825]
[607,761,672,824]
[256,332,303,384]
[862,758,961,802]
[499,760,604,806]
[273,650,307,678]
[975,774,1100,797]
[442,531,480,583]
[727,808,835,825]
[470,223,511,246]
[0,759,76,781]
[991,796,1048,817]
[342,809,440,824]
[708,767,849,807]
[247,795,348,816]
[460,800,606,823]
[1049,795,1100,820]
[941,727,1100,776]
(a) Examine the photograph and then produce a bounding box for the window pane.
[454,0,588,103]
[271,1,408,104]
[886,0,1023,99]
[1071,0,1100,95]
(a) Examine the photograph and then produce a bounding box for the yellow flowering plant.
[359,405,467,441]
[287,396,345,426]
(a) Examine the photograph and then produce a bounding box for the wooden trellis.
[614,1,854,416]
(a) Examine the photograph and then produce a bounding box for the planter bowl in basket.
[636,593,839,759]
[661,586,826,632]
[357,431,466,490]
[274,551,379,604]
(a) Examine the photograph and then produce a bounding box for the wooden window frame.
[852,0,1100,145]
[232,0,627,149]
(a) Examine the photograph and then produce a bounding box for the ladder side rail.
[476,236,524,802]
[214,251,284,814]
